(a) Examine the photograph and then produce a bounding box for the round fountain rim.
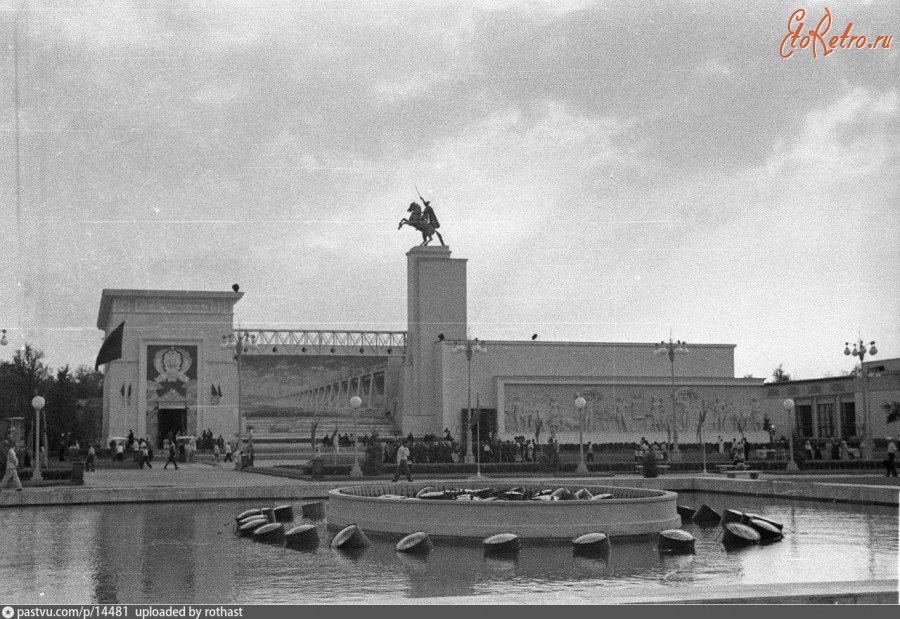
[329,481,677,504]
[326,480,681,539]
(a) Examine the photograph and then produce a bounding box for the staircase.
[245,406,400,460]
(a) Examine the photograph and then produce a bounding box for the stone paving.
[76,460,299,488]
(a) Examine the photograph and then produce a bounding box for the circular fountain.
[327,481,680,539]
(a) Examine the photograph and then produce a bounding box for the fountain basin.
[327,481,680,539]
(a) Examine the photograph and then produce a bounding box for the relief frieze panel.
[502,383,762,438]
[112,298,230,315]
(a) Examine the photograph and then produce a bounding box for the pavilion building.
[97,246,793,451]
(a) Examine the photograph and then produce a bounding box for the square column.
[404,246,467,437]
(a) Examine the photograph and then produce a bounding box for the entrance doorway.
[157,408,187,447]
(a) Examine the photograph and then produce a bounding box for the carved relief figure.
[630,392,646,423]
[614,395,628,432]
[547,396,561,436]
[646,396,663,431]
[750,395,761,430]
[714,396,726,432]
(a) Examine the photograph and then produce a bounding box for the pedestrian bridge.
[232,329,407,357]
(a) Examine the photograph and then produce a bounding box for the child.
[213,442,220,463]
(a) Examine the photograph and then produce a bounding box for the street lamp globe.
[32,396,45,411]
[349,396,362,409]
[575,397,586,410]
[1,329,8,346]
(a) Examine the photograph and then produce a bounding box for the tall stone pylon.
[403,246,467,437]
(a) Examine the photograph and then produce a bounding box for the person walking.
[213,442,220,463]
[392,439,413,483]
[86,444,96,472]
[0,441,24,492]
[223,440,233,463]
[885,437,897,477]
[139,441,152,469]
[163,442,179,470]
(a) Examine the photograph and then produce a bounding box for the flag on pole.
[95,321,125,370]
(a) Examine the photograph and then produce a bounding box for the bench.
[715,464,737,473]
[634,464,671,475]
[724,470,761,479]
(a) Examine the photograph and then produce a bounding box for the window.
[795,404,813,437]
[816,403,834,437]
[841,401,857,438]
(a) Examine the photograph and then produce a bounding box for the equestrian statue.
[398,188,445,246]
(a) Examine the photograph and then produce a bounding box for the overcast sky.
[1,0,897,380]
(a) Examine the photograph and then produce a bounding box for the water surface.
[1,492,895,603]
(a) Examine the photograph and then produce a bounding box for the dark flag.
[95,321,125,370]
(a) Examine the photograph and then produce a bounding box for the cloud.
[1,1,897,379]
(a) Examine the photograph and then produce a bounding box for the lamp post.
[783,399,798,471]
[221,331,258,452]
[474,393,484,478]
[698,416,708,475]
[349,396,363,478]
[1,329,8,346]
[844,339,877,461]
[452,338,486,466]
[654,338,689,462]
[574,397,587,473]
[32,396,45,481]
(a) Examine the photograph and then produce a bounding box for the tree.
[46,365,78,450]
[770,364,792,383]
[0,345,52,449]
[72,366,103,400]
[884,401,900,425]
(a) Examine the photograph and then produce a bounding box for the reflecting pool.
[1,492,896,603]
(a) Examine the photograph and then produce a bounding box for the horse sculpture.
[398,202,445,246]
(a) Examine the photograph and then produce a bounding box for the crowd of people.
[372,432,553,465]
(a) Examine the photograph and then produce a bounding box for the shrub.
[540,440,560,472]
[642,451,659,478]
[362,433,383,476]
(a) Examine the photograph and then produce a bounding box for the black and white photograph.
[0,0,897,606]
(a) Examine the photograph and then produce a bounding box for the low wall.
[0,484,328,508]
[327,481,680,539]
